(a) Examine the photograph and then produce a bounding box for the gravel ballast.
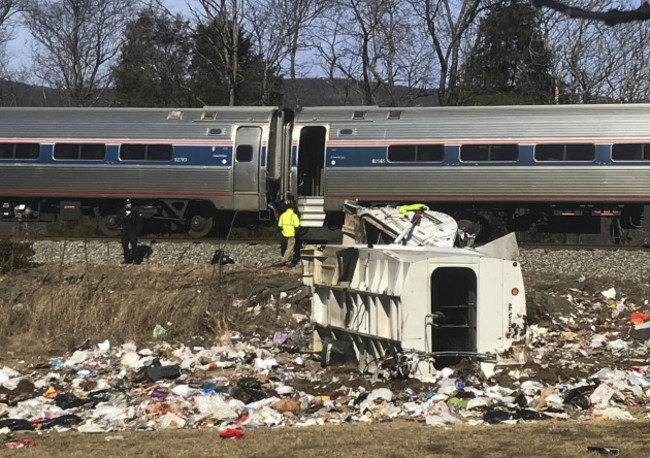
[28,240,283,268]
[17,240,650,283]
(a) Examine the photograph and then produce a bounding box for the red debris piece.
[5,439,35,449]
[219,428,244,439]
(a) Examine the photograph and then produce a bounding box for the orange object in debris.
[44,386,58,398]
[630,311,650,325]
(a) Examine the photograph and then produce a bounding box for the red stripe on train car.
[0,190,232,197]
[326,194,650,200]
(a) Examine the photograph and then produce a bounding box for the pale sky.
[5,0,193,78]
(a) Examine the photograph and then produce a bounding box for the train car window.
[461,145,489,161]
[54,144,79,160]
[14,143,40,159]
[535,143,595,161]
[388,144,445,162]
[339,129,353,135]
[417,145,445,161]
[566,144,595,161]
[207,128,222,135]
[0,143,12,159]
[120,144,172,161]
[120,144,146,161]
[147,144,172,161]
[80,144,106,160]
[535,144,562,161]
[491,144,519,161]
[612,143,650,161]
[460,144,518,162]
[236,145,253,162]
[388,145,416,162]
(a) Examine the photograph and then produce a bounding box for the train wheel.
[98,214,120,237]
[188,214,214,239]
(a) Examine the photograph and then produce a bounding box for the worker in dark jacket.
[116,198,140,264]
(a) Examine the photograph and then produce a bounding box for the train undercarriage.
[0,198,245,239]
[1,197,649,243]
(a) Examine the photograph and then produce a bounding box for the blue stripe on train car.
[326,146,454,167]
[172,145,232,166]
[326,144,623,167]
[11,145,236,166]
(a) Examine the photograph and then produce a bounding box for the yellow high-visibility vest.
[278,209,300,237]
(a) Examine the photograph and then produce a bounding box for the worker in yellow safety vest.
[278,199,301,265]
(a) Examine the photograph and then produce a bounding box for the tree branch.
[532,0,650,25]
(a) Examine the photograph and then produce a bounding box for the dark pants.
[280,236,288,257]
[121,228,138,263]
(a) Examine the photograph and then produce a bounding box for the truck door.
[233,126,261,211]
[430,267,477,367]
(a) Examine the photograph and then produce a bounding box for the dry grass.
[0,263,295,355]
[0,237,34,274]
[7,419,648,457]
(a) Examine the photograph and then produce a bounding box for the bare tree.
[539,0,650,103]
[533,0,650,25]
[0,1,25,106]
[410,0,492,106]
[313,0,428,106]
[0,0,18,49]
[246,0,326,107]
[603,21,650,102]
[22,0,135,106]
[190,0,244,106]
[540,1,614,103]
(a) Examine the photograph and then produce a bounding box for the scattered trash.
[321,338,353,367]
[220,428,244,439]
[0,278,646,436]
[97,340,110,354]
[145,361,180,382]
[211,250,235,265]
[4,439,35,449]
[55,393,88,409]
[153,325,167,339]
[601,288,616,299]
[587,446,620,456]
[273,332,293,346]
[105,435,125,442]
[0,419,34,432]
[38,415,83,430]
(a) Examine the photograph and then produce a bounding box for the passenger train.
[2,103,650,239]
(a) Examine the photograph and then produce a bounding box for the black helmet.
[125,198,132,204]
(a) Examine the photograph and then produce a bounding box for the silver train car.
[0,106,287,237]
[2,103,650,238]
[293,104,650,237]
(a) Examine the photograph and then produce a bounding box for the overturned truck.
[302,204,527,375]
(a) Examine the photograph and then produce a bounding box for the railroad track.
[8,233,650,250]
[20,236,277,245]
[517,243,650,250]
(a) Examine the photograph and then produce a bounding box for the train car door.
[296,126,326,196]
[233,126,262,211]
